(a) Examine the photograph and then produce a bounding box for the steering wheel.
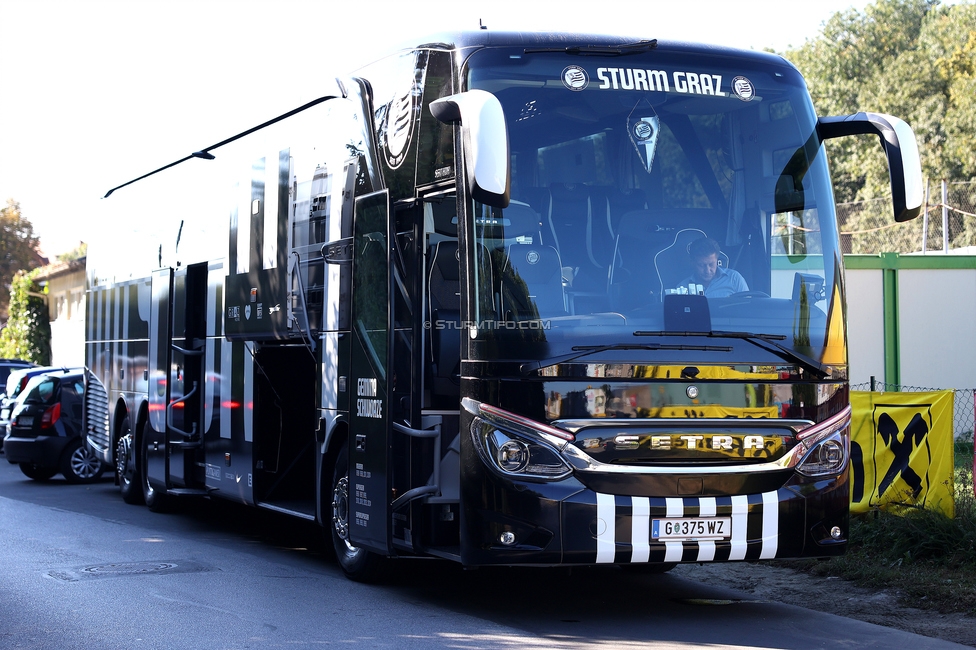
[729,291,770,299]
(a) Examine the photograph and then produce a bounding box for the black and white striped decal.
[595,491,780,563]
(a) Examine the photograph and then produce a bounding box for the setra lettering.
[644,434,772,451]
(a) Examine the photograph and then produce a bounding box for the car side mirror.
[817,113,923,223]
[430,89,511,208]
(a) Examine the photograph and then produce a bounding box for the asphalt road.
[0,455,968,650]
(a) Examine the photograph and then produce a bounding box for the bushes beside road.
[798,440,976,614]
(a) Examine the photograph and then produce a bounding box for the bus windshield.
[463,46,845,367]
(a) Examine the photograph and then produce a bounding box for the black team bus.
[84,31,923,581]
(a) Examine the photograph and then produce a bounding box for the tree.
[785,0,976,252]
[57,241,87,263]
[0,268,51,365]
[788,0,937,201]
[0,199,44,320]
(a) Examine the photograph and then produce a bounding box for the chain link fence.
[851,380,976,442]
[838,180,976,255]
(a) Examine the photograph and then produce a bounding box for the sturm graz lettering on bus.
[592,68,734,97]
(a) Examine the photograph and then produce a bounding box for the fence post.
[870,375,876,392]
[942,179,949,253]
[921,179,929,254]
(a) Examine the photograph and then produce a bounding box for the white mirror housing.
[818,113,923,223]
[430,89,511,208]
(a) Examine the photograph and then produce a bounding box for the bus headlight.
[794,406,851,477]
[477,426,571,479]
[796,431,848,476]
[497,439,530,472]
[466,400,573,481]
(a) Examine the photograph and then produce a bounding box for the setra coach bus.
[83,30,923,580]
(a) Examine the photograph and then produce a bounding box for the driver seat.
[654,229,728,296]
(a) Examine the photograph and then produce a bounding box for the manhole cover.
[47,560,210,582]
[82,562,179,575]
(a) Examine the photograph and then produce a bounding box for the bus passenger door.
[146,268,174,490]
[147,264,208,493]
[347,190,393,554]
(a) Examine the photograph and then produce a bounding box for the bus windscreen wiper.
[633,330,830,379]
[520,340,732,376]
[524,39,657,56]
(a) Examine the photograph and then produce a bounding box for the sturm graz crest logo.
[562,65,588,91]
[385,81,418,169]
[731,76,755,101]
[633,119,655,142]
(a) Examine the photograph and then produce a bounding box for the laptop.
[663,294,712,332]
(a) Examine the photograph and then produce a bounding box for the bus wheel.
[141,421,170,513]
[117,417,144,505]
[330,446,385,582]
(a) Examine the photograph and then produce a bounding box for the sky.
[0,0,874,258]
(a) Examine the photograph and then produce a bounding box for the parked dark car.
[0,366,79,450]
[3,369,106,483]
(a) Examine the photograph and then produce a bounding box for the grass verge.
[792,439,976,615]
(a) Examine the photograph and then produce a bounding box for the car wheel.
[117,417,144,505]
[60,439,106,484]
[19,462,57,481]
[141,421,170,512]
[330,446,386,582]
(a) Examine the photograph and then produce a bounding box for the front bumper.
[460,471,849,566]
[3,434,69,467]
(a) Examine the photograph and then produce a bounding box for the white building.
[34,257,86,368]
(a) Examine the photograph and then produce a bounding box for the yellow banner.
[648,405,778,419]
[849,391,954,517]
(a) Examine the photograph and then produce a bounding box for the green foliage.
[0,199,43,320]
[786,0,976,252]
[0,268,51,365]
[57,241,87,262]
[798,440,976,614]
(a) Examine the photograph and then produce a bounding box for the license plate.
[652,517,731,541]
[18,415,33,426]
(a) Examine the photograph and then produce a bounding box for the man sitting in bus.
[679,237,748,297]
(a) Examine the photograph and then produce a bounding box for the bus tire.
[141,421,170,513]
[117,417,144,505]
[330,446,385,582]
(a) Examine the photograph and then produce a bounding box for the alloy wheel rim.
[331,476,356,552]
[71,446,101,479]
[117,434,133,485]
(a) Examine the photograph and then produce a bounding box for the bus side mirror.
[430,90,511,208]
[817,113,923,222]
